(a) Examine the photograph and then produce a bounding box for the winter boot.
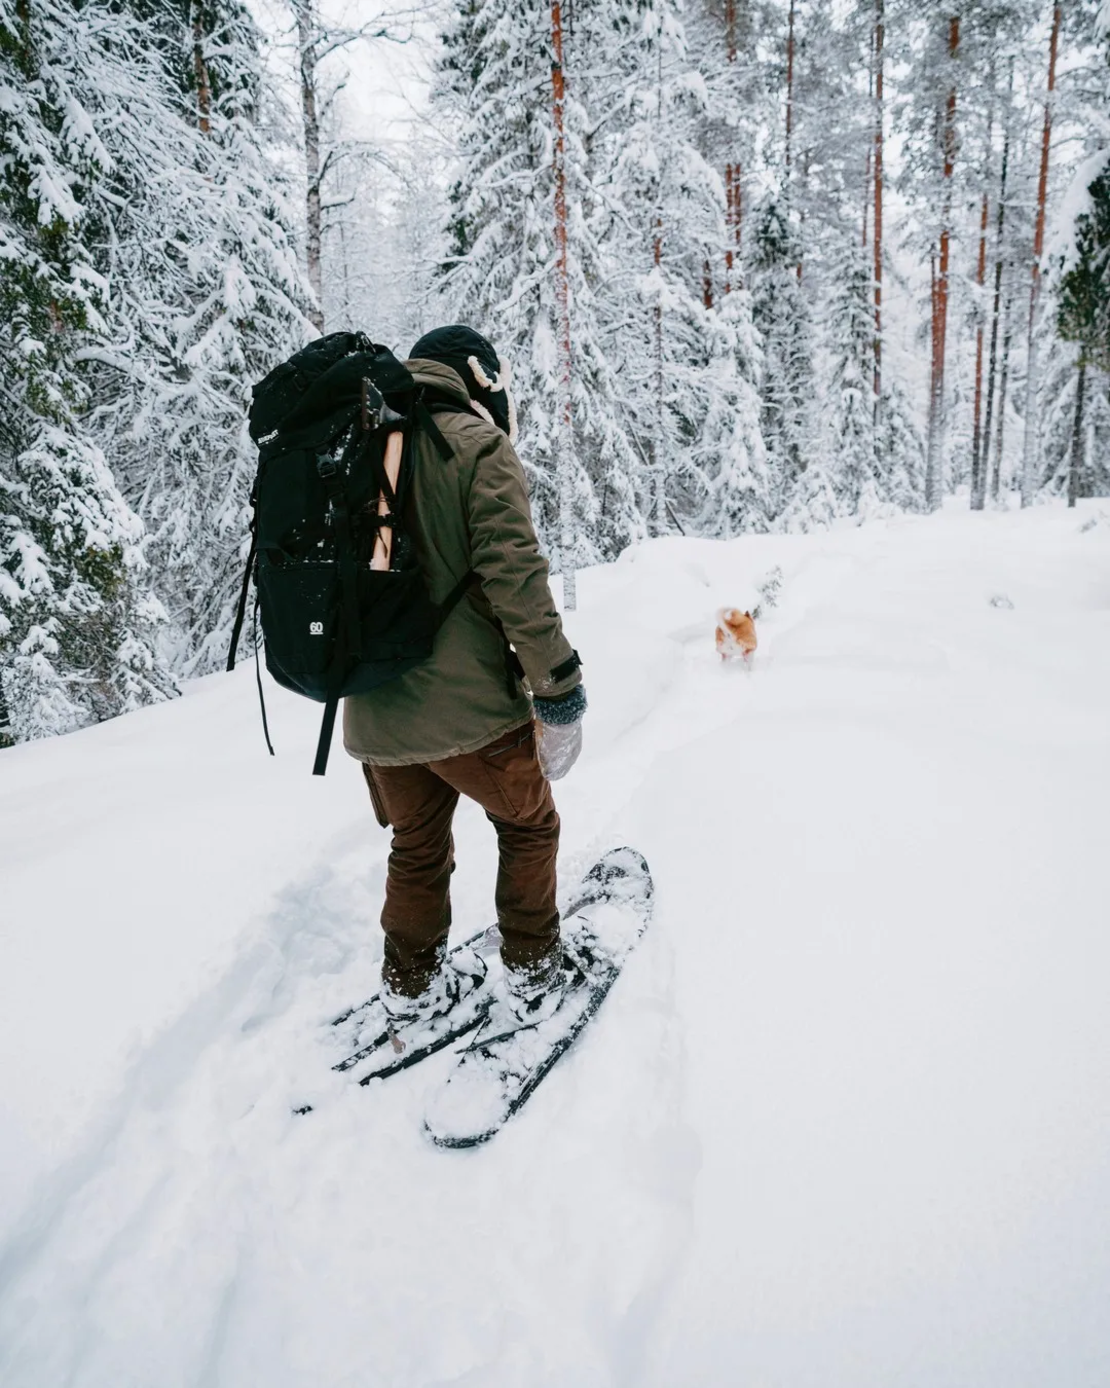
[502,948,567,1025]
[381,962,460,1027]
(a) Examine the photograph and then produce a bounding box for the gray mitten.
[533,685,587,782]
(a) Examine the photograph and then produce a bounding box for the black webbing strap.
[313,663,344,777]
[312,431,366,776]
[253,597,274,757]
[503,639,525,697]
[416,399,455,461]
[226,523,258,672]
[550,650,581,683]
[437,567,477,623]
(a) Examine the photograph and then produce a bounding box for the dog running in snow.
[715,607,758,663]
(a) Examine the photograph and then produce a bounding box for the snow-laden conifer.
[85,0,314,674]
[435,0,637,567]
[0,0,175,744]
[750,191,817,521]
[598,0,769,538]
[824,235,881,517]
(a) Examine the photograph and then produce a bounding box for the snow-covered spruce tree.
[1045,7,1110,504]
[822,234,882,517]
[436,0,642,567]
[688,0,770,299]
[84,0,314,675]
[596,0,769,538]
[0,0,174,746]
[749,190,817,521]
[1051,170,1110,502]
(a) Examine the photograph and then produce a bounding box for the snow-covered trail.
[2,504,1109,1387]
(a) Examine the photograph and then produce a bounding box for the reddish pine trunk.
[1020,2,1062,507]
[551,0,576,606]
[873,0,884,413]
[925,15,958,512]
[970,186,989,506]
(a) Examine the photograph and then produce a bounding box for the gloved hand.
[533,685,587,782]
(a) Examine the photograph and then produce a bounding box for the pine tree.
[436,0,639,569]
[85,0,314,674]
[1019,2,1062,506]
[599,0,769,538]
[1056,172,1110,504]
[825,235,882,516]
[750,191,816,520]
[0,0,175,745]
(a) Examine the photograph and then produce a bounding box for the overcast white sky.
[247,0,441,150]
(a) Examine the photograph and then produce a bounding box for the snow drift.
[1,502,1109,1387]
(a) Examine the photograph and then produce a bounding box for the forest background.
[1,0,1108,746]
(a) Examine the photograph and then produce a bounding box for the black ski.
[330,942,492,1085]
[424,847,653,1148]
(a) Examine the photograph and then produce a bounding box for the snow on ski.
[424,848,653,1148]
[329,943,492,1086]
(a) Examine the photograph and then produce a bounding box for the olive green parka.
[342,360,580,766]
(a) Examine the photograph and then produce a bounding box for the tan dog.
[715,607,757,663]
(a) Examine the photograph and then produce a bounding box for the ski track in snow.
[2,503,1109,1386]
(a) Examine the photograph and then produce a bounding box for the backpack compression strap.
[312,429,371,776]
[311,400,475,777]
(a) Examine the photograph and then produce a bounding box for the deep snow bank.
[1,502,1108,1387]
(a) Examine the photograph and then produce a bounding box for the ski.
[424,847,653,1149]
[330,943,492,1085]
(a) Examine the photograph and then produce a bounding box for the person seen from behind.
[343,325,586,1025]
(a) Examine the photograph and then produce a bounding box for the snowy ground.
[2,501,1109,1388]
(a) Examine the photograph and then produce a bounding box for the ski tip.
[586,846,650,879]
[424,1121,498,1151]
[578,848,654,921]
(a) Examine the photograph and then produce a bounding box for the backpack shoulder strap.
[416,387,489,461]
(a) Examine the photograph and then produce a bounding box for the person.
[343,325,586,1026]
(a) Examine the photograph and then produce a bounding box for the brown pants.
[362,722,560,997]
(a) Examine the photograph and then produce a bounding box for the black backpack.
[227,332,474,774]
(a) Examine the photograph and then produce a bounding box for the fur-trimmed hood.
[408,325,518,444]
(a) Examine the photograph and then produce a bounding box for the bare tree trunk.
[1067,357,1088,508]
[786,0,803,283]
[191,1,212,135]
[653,218,665,532]
[294,0,325,334]
[652,34,666,535]
[991,279,1014,501]
[724,2,741,292]
[925,15,959,512]
[981,84,1011,507]
[1020,2,1061,508]
[863,31,872,251]
[725,163,742,291]
[551,0,576,608]
[863,145,871,251]
[785,0,796,179]
[873,0,884,419]
[970,180,990,507]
